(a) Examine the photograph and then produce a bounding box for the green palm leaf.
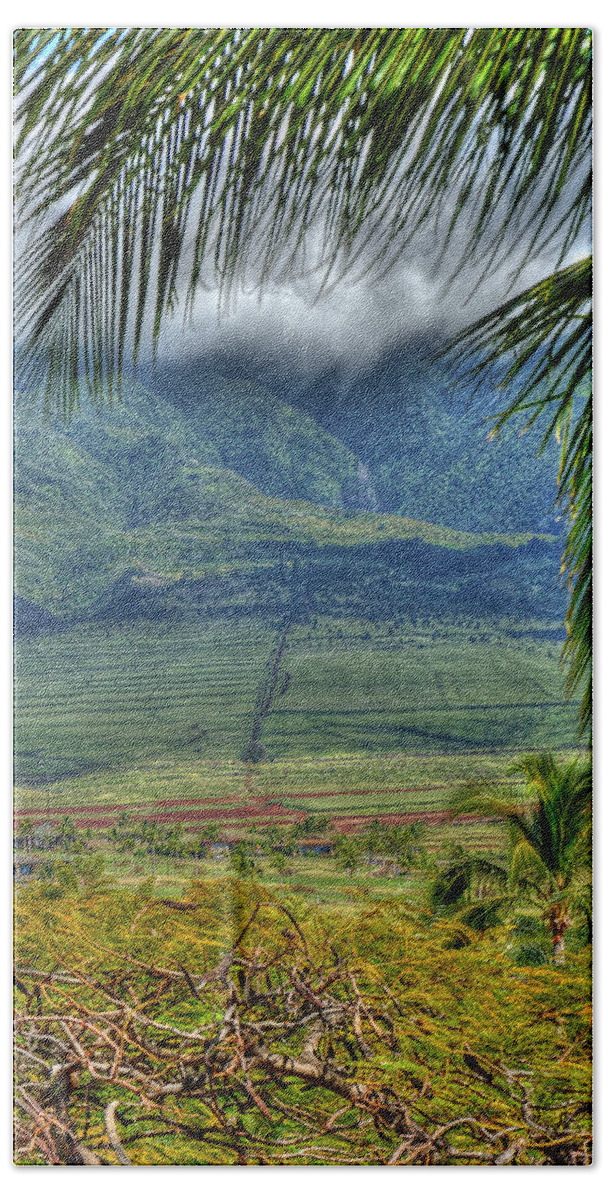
[451,753,591,890]
[14,28,591,403]
[445,259,591,734]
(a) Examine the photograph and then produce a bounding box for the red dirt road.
[14,780,479,823]
[15,785,491,832]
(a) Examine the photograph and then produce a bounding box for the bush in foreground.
[14,877,591,1165]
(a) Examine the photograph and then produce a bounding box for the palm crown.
[452,753,591,960]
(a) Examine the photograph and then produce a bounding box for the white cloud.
[155,238,584,372]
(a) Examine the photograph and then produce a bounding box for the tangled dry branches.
[14,895,591,1166]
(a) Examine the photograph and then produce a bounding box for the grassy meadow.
[14,610,585,908]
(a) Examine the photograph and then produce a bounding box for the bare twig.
[104,1101,132,1165]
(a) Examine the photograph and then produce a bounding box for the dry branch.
[14,897,592,1166]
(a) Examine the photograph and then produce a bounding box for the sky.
[154,235,588,378]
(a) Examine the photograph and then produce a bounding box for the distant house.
[297,837,334,856]
[13,857,38,881]
[13,823,61,853]
[33,823,62,850]
[210,839,241,858]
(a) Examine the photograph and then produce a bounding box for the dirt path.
[14,779,483,820]
[15,798,491,832]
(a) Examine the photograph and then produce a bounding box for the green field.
[14,616,274,784]
[266,618,577,757]
[14,614,581,822]
[13,545,591,1171]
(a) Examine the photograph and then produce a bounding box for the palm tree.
[452,753,591,962]
[429,841,507,910]
[13,29,592,729]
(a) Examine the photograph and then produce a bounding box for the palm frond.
[445,259,592,736]
[452,754,590,890]
[509,839,547,890]
[14,27,592,407]
[449,779,522,820]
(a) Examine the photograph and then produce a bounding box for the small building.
[13,857,38,881]
[296,838,334,856]
[14,823,62,852]
[210,839,241,858]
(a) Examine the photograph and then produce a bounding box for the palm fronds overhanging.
[13,28,592,729]
[446,257,592,735]
[14,28,591,401]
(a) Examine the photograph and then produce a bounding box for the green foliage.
[513,943,549,967]
[462,898,504,931]
[430,859,471,909]
[268,850,291,878]
[300,814,330,835]
[507,913,552,967]
[451,753,591,959]
[199,822,220,844]
[230,841,261,879]
[358,822,425,875]
[453,753,591,887]
[427,839,509,926]
[13,877,592,1165]
[508,753,591,887]
[513,914,546,940]
[334,836,363,876]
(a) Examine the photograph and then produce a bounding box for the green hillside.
[14,379,557,625]
[24,374,370,511]
[14,377,578,796]
[276,350,563,534]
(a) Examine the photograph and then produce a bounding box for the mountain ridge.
[14,375,562,629]
[153,349,562,536]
